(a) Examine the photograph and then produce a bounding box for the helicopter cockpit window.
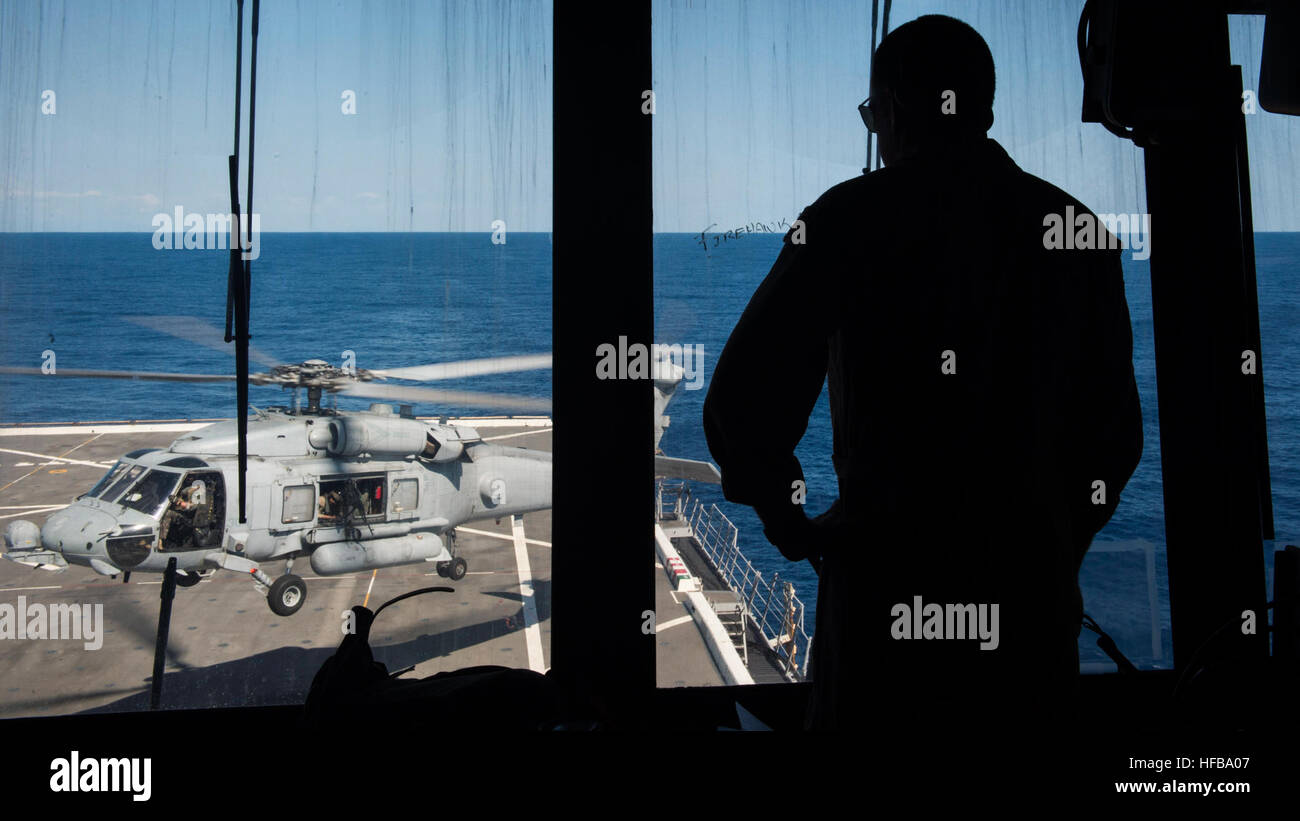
[85,461,128,499]
[318,476,385,524]
[101,464,147,504]
[120,470,182,518]
[159,473,224,551]
[282,485,316,524]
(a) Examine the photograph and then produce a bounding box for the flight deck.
[0,418,793,718]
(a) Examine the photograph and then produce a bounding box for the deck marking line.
[457,526,551,547]
[0,448,116,469]
[0,433,104,495]
[655,614,694,633]
[511,515,546,673]
[0,505,67,520]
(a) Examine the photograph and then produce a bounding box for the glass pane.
[652,0,1179,691]
[392,478,418,513]
[0,0,552,717]
[1230,13,1300,630]
[119,470,181,518]
[282,485,316,524]
[85,462,128,499]
[103,465,147,504]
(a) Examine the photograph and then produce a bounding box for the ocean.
[2,230,1297,671]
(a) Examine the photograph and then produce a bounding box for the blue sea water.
[1,231,1296,671]
[0,233,553,421]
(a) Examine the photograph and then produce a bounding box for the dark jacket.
[703,137,1143,731]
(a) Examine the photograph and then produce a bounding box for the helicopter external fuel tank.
[308,532,448,576]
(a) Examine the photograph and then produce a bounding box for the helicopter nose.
[40,506,116,555]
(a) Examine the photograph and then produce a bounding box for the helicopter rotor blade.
[340,382,551,413]
[0,367,236,383]
[368,353,552,382]
[123,315,282,368]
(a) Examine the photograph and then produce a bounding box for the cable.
[1082,611,1138,674]
[1170,601,1275,699]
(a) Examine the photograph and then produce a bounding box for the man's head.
[868,15,995,164]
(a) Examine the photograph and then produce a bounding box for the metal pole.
[150,557,178,710]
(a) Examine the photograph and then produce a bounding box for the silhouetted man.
[703,15,1142,733]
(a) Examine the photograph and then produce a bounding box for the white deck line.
[457,525,551,548]
[512,514,547,673]
[0,448,117,468]
[654,614,695,632]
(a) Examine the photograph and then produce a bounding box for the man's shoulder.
[793,170,901,234]
[1012,168,1104,218]
[810,168,905,210]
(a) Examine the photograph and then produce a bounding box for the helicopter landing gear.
[211,553,306,617]
[435,529,466,580]
[436,557,468,581]
[175,570,202,588]
[267,574,307,616]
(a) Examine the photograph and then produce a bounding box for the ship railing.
[680,496,812,681]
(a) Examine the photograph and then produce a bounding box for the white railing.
[656,481,812,681]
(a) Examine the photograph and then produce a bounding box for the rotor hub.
[249,360,380,392]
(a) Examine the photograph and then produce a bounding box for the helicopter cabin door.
[159,471,226,552]
[317,473,387,526]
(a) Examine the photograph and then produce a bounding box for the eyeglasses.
[858,92,900,133]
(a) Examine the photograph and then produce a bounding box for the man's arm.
[1074,248,1144,548]
[703,207,837,560]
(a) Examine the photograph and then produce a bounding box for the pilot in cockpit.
[162,479,210,549]
[177,480,206,511]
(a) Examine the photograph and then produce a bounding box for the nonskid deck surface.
[0,419,732,718]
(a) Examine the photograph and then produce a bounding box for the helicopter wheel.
[267,574,307,616]
[175,570,202,588]
[446,557,468,582]
[435,561,450,578]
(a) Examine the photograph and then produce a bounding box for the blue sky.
[2,1,1296,232]
[652,0,1300,233]
[1,0,553,232]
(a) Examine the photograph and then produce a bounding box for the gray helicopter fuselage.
[15,405,551,579]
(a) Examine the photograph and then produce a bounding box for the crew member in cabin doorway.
[703,14,1142,733]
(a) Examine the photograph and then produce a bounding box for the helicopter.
[1,317,556,616]
[1,317,715,616]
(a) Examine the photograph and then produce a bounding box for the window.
[391,478,418,514]
[85,462,128,499]
[0,0,552,718]
[119,470,182,518]
[102,465,147,505]
[650,0,1185,687]
[281,485,316,524]
[159,472,224,551]
[1231,12,1300,612]
[318,475,386,523]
